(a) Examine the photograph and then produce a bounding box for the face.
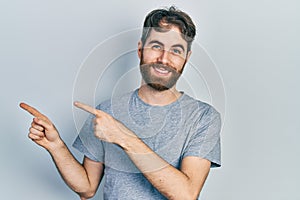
[138,26,191,91]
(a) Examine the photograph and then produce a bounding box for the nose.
[157,50,170,65]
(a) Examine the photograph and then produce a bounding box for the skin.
[20,26,211,200]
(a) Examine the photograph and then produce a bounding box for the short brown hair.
[141,6,196,51]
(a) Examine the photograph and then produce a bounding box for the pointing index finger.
[74,101,101,116]
[19,102,48,120]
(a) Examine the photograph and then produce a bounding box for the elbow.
[185,188,202,200]
[177,193,197,200]
[185,193,199,200]
[174,188,201,200]
[178,193,199,200]
[79,193,95,199]
[168,191,199,200]
[77,189,96,199]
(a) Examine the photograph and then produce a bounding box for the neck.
[138,84,182,106]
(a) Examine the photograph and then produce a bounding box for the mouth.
[152,65,172,76]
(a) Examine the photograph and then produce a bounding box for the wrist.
[118,131,139,152]
[47,138,66,154]
[120,134,151,155]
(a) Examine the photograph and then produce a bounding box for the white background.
[1,0,299,199]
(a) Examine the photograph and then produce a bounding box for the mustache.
[140,63,180,73]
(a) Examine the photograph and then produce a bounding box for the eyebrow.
[148,40,186,52]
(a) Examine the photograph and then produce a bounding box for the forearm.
[127,151,194,199]
[47,141,94,197]
[122,137,207,200]
[20,103,99,198]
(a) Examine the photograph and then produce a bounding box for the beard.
[140,62,184,91]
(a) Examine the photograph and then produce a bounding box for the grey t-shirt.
[73,89,221,199]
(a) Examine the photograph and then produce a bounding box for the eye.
[152,44,162,50]
[170,48,182,55]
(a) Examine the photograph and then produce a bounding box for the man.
[20,6,221,200]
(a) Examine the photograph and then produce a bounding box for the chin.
[147,83,170,91]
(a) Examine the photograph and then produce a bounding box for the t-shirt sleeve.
[72,110,105,163]
[183,105,222,168]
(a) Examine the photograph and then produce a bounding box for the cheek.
[142,50,160,62]
[173,58,186,72]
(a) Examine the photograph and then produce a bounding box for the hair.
[141,6,196,52]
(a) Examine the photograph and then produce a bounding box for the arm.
[79,156,104,199]
[50,146,103,198]
[122,136,211,200]
[20,103,103,199]
[75,102,211,200]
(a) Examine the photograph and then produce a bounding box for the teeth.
[154,67,169,74]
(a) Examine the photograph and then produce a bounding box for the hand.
[74,101,136,146]
[20,102,63,151]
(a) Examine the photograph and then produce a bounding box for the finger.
[33,117,53,131]
[19,102,48,120]
[31,121,44,132]
[28,133,43,140]
[29,127,45,137]
[74,101,102,117]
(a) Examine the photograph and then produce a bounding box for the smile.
[152,66,171,76]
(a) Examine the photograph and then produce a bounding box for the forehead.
[145,26,188,47]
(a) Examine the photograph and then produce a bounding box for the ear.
[186,50,192,62]
[137,40,143,59]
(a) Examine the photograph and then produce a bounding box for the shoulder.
[180,94,220,120]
